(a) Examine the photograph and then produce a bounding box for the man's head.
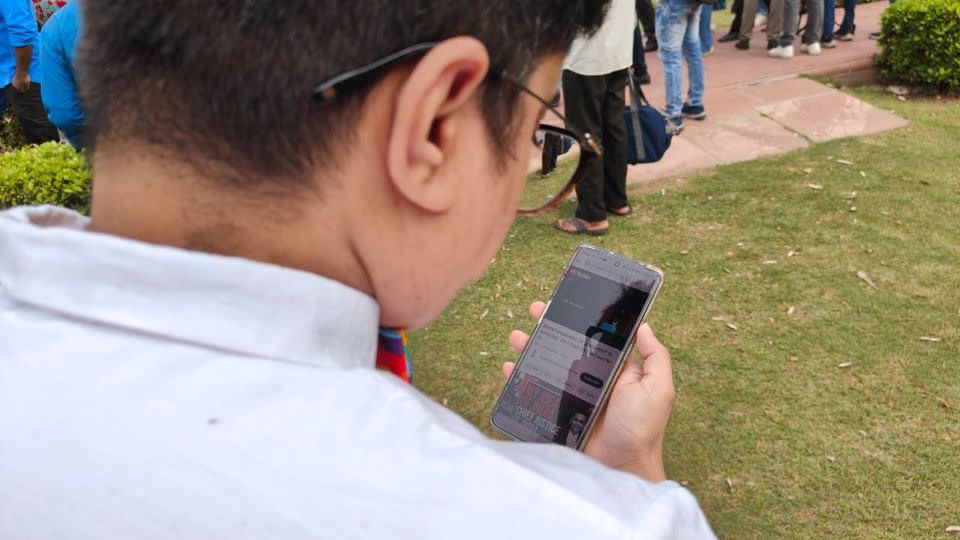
[570,413,587,435]
[79,1,610,328]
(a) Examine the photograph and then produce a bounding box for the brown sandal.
[554,218,609,237]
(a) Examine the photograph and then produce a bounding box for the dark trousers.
[632,26,648,76]
[637,0,657,38]
[541,133,561,174]
[561,69,629,223]
[730,0,743,34]
[3,83,58,144]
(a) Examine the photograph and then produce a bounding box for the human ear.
[385,37,489,213]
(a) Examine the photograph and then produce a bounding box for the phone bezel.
[489,244,664,450]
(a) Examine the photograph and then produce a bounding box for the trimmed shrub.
[0,142,91,213]
[875,0,960,91]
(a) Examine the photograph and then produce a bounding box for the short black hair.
[79,1,610,184]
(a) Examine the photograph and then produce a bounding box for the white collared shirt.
[0,205,715,540]
[563,0,636,76]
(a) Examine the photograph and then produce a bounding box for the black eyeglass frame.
[311,41,602,217]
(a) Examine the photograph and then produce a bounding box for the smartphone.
[490,244,664,451]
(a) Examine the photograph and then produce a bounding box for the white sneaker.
[801,42,822,55]
[754,13,768,27]
[768,45,794,59]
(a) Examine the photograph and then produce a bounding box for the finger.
[501,361,516,378]
[633,323,668,359]
[508,330,530,353]
[528,301,547,321]
[634,324,673,385]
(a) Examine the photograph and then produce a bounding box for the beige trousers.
[739,0,784,42]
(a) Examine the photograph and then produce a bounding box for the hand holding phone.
[490,245,673,481]
[504,303,674,482]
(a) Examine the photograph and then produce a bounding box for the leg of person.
[766,0,785,48]
[637,0,658,49]
[821,0,836,46]
[560,70,609,232]
[633,24,651,85]
[699,4,714,53]
[771,0,799,56]
[801,0,824,54]
[600,69,630,217]
[871,0,891,38]
[6,83,59,144]
[657,0,687,127]
[541,133,561,175]
[682,4,707,121]
[837,0,856,38]
[738,0,760,48]
[720,0,744,41]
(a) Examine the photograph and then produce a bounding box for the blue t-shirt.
[0,0,41,88]
[40,1,83,146]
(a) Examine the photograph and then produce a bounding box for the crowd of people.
[1,0,82,148]
[554,0,880,236]
[716,0,863,57]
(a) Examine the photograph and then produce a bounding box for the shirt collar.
[0,206,380,369]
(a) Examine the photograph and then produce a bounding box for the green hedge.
[0,142,91,213]
[875,0,960,91]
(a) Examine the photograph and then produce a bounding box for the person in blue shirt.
[1,0,58,143]
[40,0,83,149]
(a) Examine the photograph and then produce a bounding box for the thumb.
[501,361,516,379]
[634,324,673,383]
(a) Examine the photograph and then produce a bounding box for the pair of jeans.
[561,69,629,222]
[699,4,713,52]
[2,83,59,145]
[834,0,857,33]
[656,0,704,118]
[824,0,855,39]
[633,25,649,76]
[781,0,824,46]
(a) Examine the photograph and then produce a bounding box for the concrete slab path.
[625,0,907,184]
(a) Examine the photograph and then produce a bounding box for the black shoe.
[869,31,881,40]
[634,71,652,86]
[767,39,779,50]
[735,38,750,50]
[644,37,658,52]
[836,24,855,41]
[718,32,739,43]
[681,103,707,121]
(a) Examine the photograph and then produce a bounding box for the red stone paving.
[625,0,908,185]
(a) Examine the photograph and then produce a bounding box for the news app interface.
[492,249,656,448]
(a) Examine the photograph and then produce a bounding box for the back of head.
[78,0,611,185]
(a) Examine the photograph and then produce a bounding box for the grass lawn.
[409,88,960,538]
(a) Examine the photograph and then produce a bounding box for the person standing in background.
[770,0,823,57]
[637,0,658,51]
[555,0,634,236]
[699,3,714,55]
[823,0,857,45]
[40,0,84,149]
[633,1,652,86]
[735,0,784,50]
[656,0,706,129]
[1,0,58,144]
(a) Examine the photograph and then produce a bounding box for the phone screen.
[490,246,662,449]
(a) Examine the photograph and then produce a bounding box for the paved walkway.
[626,0,907,184]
